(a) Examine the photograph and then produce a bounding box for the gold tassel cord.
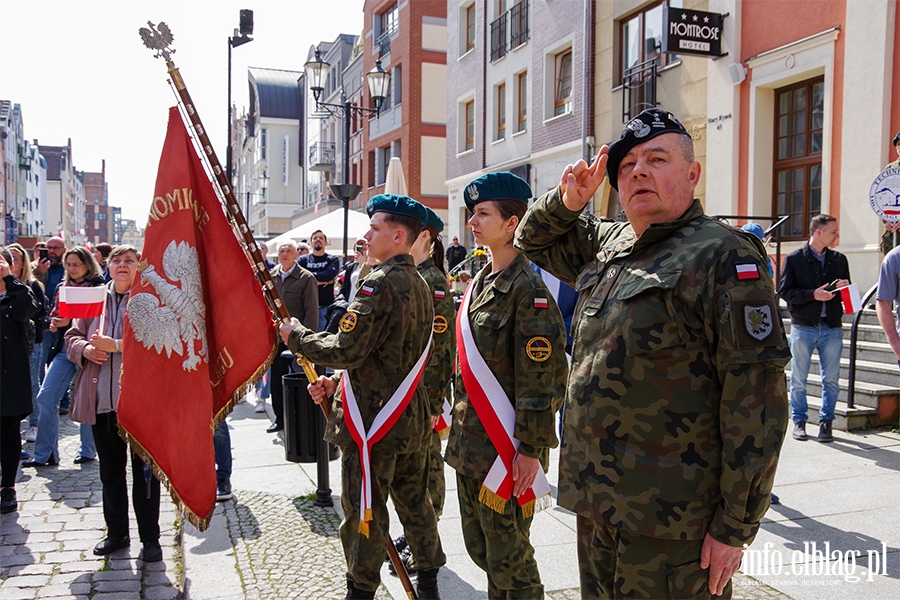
[358,520,370,538]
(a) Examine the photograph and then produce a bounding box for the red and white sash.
[341,330,433,537]
[456,282,552,517]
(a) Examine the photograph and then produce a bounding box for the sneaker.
[816,420,834,443]
[255,399,267,413]
[20,450,30,461]
[0,488,17,514]
[24,426,37,443]
[791,422,807,441]
[216,478,233,502]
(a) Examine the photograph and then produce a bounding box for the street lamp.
[227,9,254,196]
[304,48,391,264]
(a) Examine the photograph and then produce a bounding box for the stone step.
[798,396,881,431]
[852,340,899,364]
[787,370,899,421]
[782,320,889,345]
[795,355,899,388]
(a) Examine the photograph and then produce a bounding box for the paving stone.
[57,561,105,573]
[142,586,179,600]
[0,577,49,589]
[0,588,37,599]
[92,580,142,593]
[33,582,91,597]
[0,555,35,568]
[53,531,103,542]
[4,566,54,577]
[40,552,84,564]
[142,572,176,586]
[90,593,142,600]
[15,543,59,554]
[91,570,141,581]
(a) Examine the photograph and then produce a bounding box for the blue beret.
[424,207,444,233]
[463,172,532,212]
[741,223,765,240]
[894,131,900,146]
[366,194,427,227]
[606,109,691,191]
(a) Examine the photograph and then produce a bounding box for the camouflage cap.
[424,206,444,233]
[463,172,532,212]
[606,108,691,190]
[366,193,428,227]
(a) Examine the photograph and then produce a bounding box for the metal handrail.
[846,282,880,409]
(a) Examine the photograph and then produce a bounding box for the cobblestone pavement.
[0,417,182,599]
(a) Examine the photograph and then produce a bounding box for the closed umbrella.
[384,157,408,196]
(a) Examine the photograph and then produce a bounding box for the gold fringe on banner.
[358,520,370,538]
[211,336,278,431]
[478,485,508,514]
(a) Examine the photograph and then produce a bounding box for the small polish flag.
[736,264,760,280]
[359,285,374,297]
[434,289,446,299]
[534,297,549,309]
[58,286,107,319]
[433,398,453,434]
[837,283,862,314]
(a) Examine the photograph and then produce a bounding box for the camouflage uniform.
[287,254,446,593]
[516,189,791,599]
[416,258,455,518]
[445,252,568,599]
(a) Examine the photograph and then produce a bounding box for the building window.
[490,10,508,61]
[773,77,825,239]
[619,0,681,84]
[517,72,527,132]
[465,100,475,151]
[496,83,506,141]
[380,3,399,37]
[392,65,402,107]
[465,4,476,53]
[554,49,573,116]
[261,128,267,160]
[510,1,529,48]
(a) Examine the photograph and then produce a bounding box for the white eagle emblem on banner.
[129,240,209,370]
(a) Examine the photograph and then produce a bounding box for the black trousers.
[1,415,25,488]
[92,412,161,544]
[270,345,292,427]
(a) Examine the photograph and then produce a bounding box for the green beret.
[606,108,691,191]
[463,172,532,212]
[366,194,427,227]
[424,207,444,233]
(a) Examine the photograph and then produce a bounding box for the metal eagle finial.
[139,21,175,60]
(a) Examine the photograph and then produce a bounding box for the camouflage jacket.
[417,258,456,417]
[515,188,791,547]
[445,252,568,480]
[287,254,433,453]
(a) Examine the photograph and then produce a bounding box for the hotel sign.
[663,8,725,58]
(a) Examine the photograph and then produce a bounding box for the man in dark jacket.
[445,236,467,272]
[778,214,850,443]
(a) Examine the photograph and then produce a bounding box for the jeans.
[255,369,270,400]
[33,352,96,463]
[213,421,232,483]
[317,305,329,332]
[28,344,44,427]
[788,323,843,424]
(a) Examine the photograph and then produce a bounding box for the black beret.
[606,109,691,191]
[424,206,444,233]
[463,172,532,212]
[893,131,900,146]
[366,194,428,227]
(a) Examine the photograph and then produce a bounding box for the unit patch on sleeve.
[433,315,449,334]
[339,312,359,333]
[744,304,773,341]
[434,289,446,299]
[533,297,548,309]
[736,264,760,280]
[525,336,552,362]
[359,285,375,297]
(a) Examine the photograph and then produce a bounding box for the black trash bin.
[282,372,339,463]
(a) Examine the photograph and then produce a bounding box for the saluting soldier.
[516,109,790,599]
[445,172,568,600]
[280,194,445,600]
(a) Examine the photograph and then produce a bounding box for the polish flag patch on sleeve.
[534,297,549,309]
[434,289,446,299]
[736,264,760,280]
[359,285,375,297]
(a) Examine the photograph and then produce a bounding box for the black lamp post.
[304,49,390,264]
[227,9,254,198]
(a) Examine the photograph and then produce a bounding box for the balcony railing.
[510,1,529,49]
[490,12,507,61]
[622,59,658,122]
[308,142,335,172]
[375,21,399,56]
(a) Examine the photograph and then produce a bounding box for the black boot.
[345,578,376,600]
[817,420,834,442]
[416,568,441,600]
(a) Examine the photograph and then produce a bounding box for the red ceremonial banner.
[118,107,276,529]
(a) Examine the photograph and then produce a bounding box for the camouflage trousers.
[576,515,732,599]
[457,472,543,600]
[426,428,446,518]
[340,444,446,592]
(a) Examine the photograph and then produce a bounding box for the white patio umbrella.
[384,157,408,196]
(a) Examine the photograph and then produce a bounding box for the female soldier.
[445,172,568,599]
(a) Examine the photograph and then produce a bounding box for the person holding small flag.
[24,246,104,468]
[445,172,568,600]
[515,109,790,598]
[281,194,446,600]
[778,214,851,443]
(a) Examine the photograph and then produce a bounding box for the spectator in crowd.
[879,132,900,255]
[778,214,850,443]
[876,244,900,367]
[298,230,340,331]
[338,239,375,304]
[65,244,163,562]
[24,247,104,467]
[92,243,113,282]
[32,238,66,404]
[7,243,47,443]
[297,241,311,257]
[445,235,467,273]
[0,246,42,514]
